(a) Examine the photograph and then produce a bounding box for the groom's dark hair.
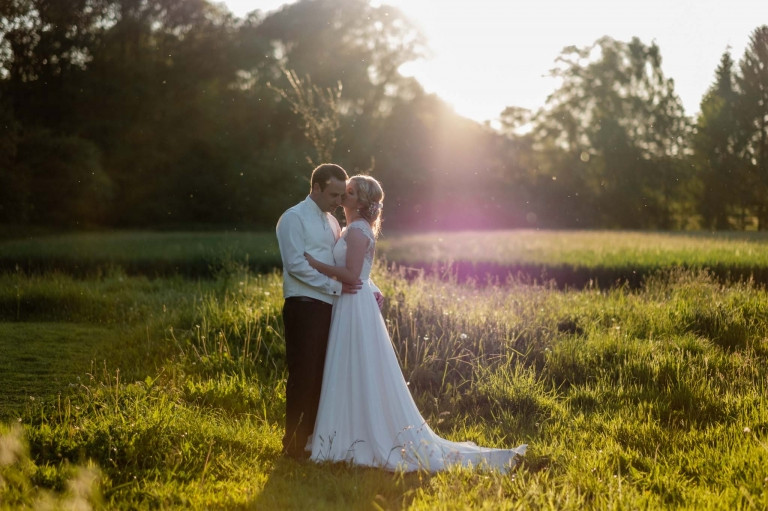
[311,163,348,191]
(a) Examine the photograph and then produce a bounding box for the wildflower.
[743,427,751,433]
[459,333,468,340]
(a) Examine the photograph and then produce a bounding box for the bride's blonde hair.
[350,175,384,238]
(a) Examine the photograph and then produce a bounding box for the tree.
[69,0,250,225]
[736,25,768,229]
[0,0,265,227]
[532,37,692,228]
[0,91,22,223]
[0,0,111,129]
[13,130,112,226]
[255,0,425,120]
[692,51,745,229]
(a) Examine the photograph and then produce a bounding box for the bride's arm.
[305,228,369,284]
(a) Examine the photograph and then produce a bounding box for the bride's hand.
[304,252,319,268]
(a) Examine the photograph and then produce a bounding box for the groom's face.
[313,177,346,213]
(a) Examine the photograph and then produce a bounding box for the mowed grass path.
[1,230,767,509]
[0,323,119,418]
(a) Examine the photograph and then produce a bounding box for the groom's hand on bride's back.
[341,280,363,294]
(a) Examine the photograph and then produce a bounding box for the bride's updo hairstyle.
[350,175,384,238]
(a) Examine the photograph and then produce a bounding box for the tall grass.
[1,234,767,508]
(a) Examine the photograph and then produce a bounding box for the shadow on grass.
[250,456,428,510]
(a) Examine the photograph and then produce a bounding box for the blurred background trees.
[529,37,692,229]
[1,0,767,231]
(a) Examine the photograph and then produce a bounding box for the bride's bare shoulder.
[346,220,374,244]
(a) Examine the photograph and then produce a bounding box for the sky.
[221,0,768,125]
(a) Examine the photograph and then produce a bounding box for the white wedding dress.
[309,220,527,472]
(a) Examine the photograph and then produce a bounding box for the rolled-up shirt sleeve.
[277,211,342,296]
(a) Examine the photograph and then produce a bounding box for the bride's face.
[342,182,360,211]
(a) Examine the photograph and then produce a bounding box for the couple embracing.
[276,163,526,472]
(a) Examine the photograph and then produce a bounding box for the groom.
[276,163,362,460]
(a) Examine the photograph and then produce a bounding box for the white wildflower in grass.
[459,333,468,340]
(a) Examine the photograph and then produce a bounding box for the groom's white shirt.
[276,196,343,304]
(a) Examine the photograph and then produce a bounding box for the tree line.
[1,0,767,231]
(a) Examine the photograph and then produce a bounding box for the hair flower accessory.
[367,201,383,217]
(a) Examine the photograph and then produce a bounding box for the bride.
[304,175,527,473]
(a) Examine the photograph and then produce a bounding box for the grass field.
[0,231,281,277]
[4,229,768,285]
[381,230,768,267]
[1,230,767,509]
[378,230,768,287]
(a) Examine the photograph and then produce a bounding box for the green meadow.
[378,230,768,287]
[0,231,281,277]
[1,231,767,510]
[6,229,768,284]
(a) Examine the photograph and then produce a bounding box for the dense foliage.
[1,0,767,230]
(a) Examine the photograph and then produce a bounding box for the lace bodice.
[333,219,375,281]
